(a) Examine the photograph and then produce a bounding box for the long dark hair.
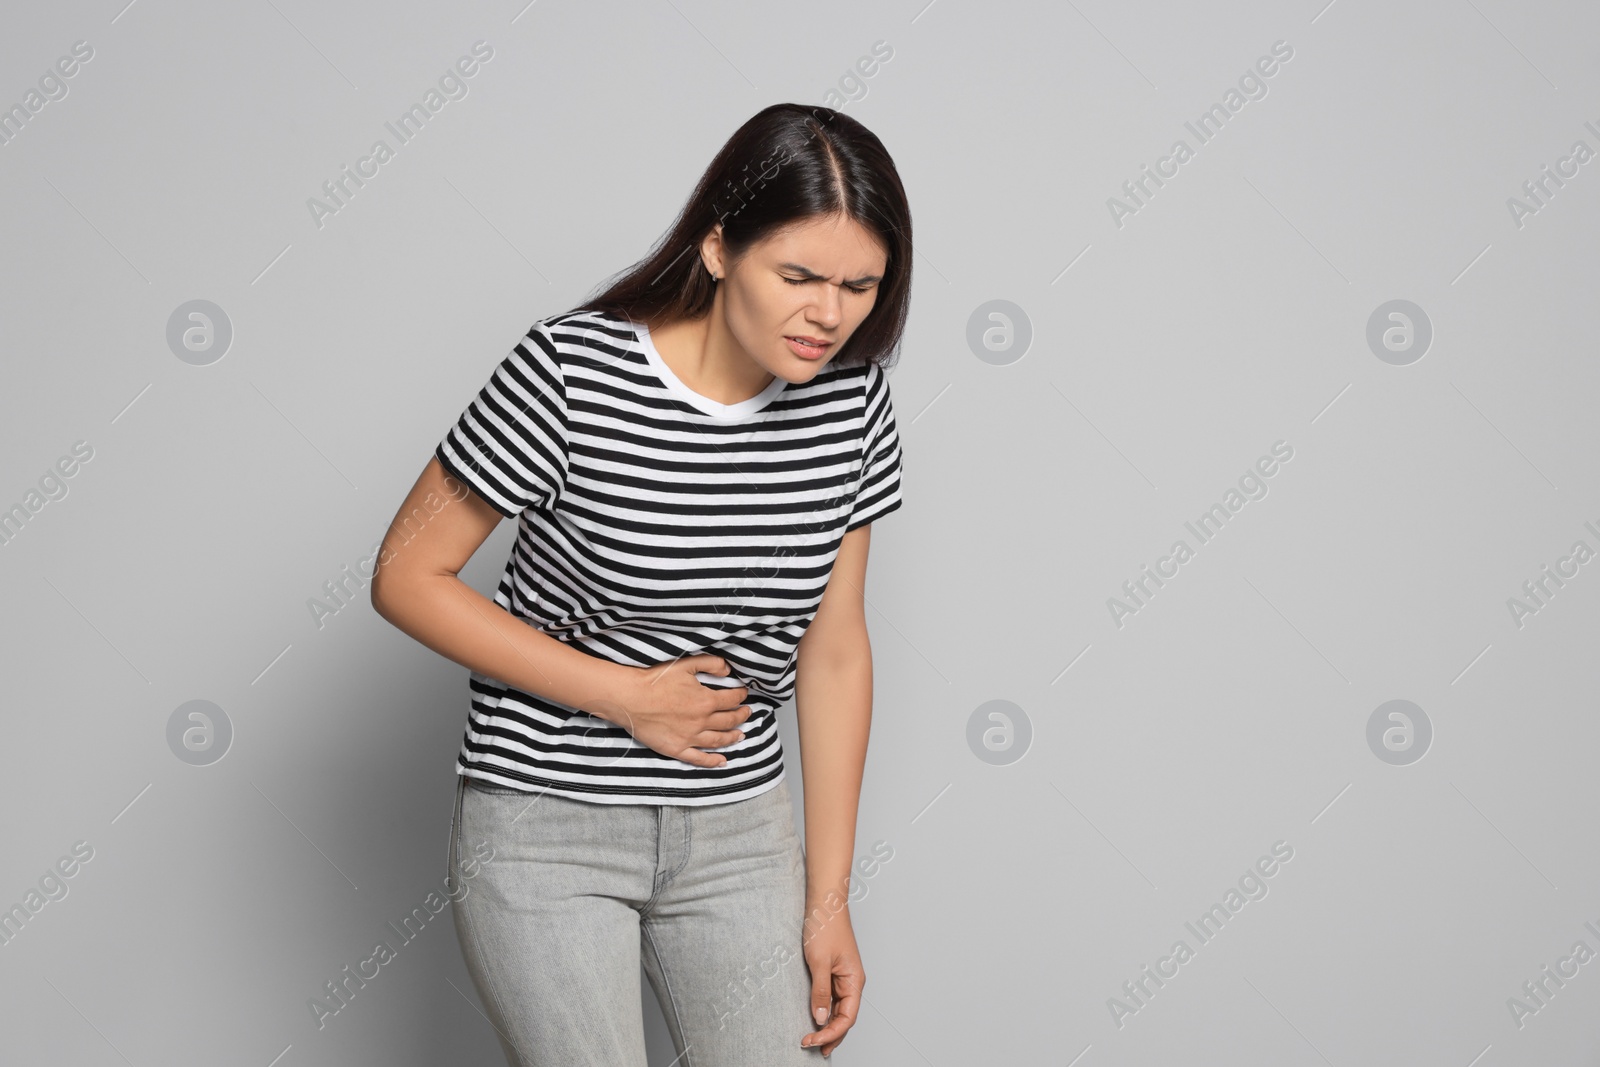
[567,104,912,372]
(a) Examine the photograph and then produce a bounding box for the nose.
[809,285,845,330]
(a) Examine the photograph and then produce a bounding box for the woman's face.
[708,213,888,381]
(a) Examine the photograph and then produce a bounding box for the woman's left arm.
[793,522,877,1057]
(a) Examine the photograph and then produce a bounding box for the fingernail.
[814,1006,828,1024]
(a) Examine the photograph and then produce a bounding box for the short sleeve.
[434,321,569,519]
[844,362,905,533]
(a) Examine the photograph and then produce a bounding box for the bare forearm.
[373,573,629,721]
[794,647,874,903]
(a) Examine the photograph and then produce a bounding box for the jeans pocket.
[447,775,466,879]
[764,779,804,853]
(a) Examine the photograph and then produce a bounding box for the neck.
[649,306,777,406]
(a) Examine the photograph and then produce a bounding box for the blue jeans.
[448,773,828,1065]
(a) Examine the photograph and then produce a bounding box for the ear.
[700,224,725,279]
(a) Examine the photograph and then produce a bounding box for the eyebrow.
[777,262,883,285]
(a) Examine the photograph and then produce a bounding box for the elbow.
[369,572,392,621]
[797,632,874,675]
[370,565,406,622]
[371,563,451,624]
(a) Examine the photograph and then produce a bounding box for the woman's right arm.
[370,457,635,717]
[369,457,749,767]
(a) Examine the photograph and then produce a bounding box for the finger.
[674,746,726,768]
[696,728,746,748]
[814,979,861,1050]
[808,1005,856,1049]
[831,982,861,1028]
[802,978,832,1050]
[708,705,752,727]
[819,998,859,1046]
[714,689,752,712]
[686,653,730,675]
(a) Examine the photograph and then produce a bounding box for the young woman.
[371,102,912,1065]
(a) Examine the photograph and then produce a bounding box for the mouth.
[784,336,832,360]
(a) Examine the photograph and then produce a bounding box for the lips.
[784,335,832,360]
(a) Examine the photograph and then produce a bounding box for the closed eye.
[782,276,873,294]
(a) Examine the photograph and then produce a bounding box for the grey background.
[3,0,1598,1063]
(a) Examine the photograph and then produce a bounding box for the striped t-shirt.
[434,307,906,806]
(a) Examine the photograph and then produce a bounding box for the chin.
[779,359,829,382]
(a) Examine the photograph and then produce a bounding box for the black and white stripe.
[434,308,905,805]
